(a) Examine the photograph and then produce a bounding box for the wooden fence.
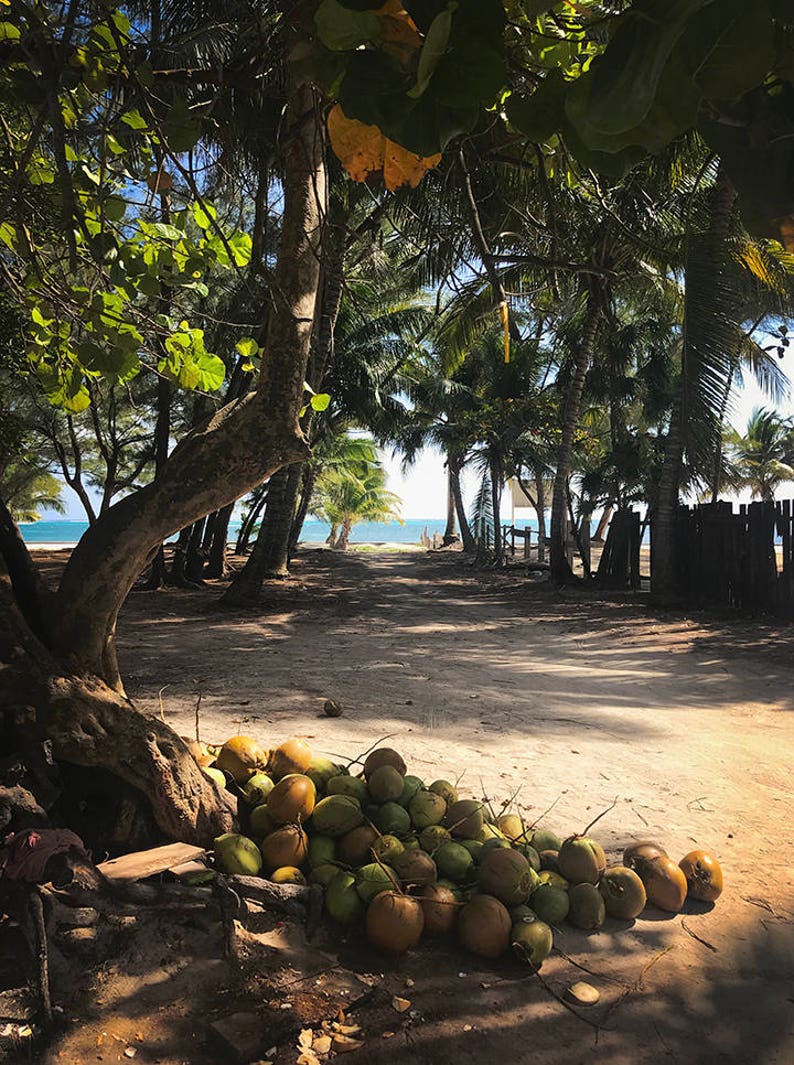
[673,500,794,615]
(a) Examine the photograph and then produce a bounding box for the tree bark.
[593,504,613,542]
[550,294,600,584]
[336,517,353,550]
[53,83,324,689]
[449,454,475,552]
[534,470,547,562]
[235,486,268,555]
[205,502,234,578]
[443,466,457,544]
[490,452,504,565]
[289,465,317,555]
[326,522,339,548]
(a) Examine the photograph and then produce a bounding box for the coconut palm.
[311,438,403,550]
[724,408,794,502]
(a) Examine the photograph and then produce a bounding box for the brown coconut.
[478,847,534,906]
[417,884,458,936]
[259,825,308,872]
[363,747,407,779]
[457,895,512,958]
[266,773,316,824]
[216,735,268,784]
[338,825,379,867]
[392,848,437,888]
[636,854,688,912]
[366,892,424,954]
[268,738,313,780]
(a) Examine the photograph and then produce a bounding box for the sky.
[42,343,794,523]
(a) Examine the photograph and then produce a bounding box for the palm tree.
[311,438,403,550]
[725,408,794,502]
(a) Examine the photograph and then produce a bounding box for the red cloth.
[0,828,90,883]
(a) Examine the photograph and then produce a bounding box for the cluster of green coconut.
[206,737,721,963]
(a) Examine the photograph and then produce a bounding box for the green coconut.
[478,821,506,843]
[355,862,401,904]
[538,869,569,890]
[308,834,337,869]
[598,866,647,920]
[459,839,484,862]
[398,775,424,807]
[372,834,405,864]
[373,801,411,835]
[435,841,474,883]
[214,833,262,876]
[478,847,534,906]
[338,824,379,866]
[363,748,407,779]
[326,870,364,925]
[567,883,606,930]
[242,771,275,806]
[419,824,452,853]
[311,795,364,837]
[308,863,340,888]
[558,836,607,885]
[326,775,369,805]
[306,756,340,794]
[482,837,511,852]
[392,848,437,888]
[514,843,541,872]
[457,895,512,958]
[409,790,447,829]
[428,780,458,806]
[530,883,570,925]
[249,804,277,841]
[402,835,420,851]
[510,904,536,923]
[446,799,485,840]
[202,766,226,789]
[511,918,553,966]
[367,765,405,803]
[497,813,530,843]
[417,884,458,936]
[530,828,562,853]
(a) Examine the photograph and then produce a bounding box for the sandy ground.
[32,548,794,1064]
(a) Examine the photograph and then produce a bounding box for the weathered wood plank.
[97,843,206,882]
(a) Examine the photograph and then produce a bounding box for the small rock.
[565,981,600,1006]
[323,699,343,718]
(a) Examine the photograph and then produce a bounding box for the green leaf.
[194,351,226,391]
[103,196,127,222]
[162,95,202,154]
[236,337,259,357]
[315,0,381,50]
[191,201,217,230]
[0,22,21,42]
[506,71,567,143]
[120,108,147,130]
[0,222,16,249]
[310,392,331,411]
[408,4,455,99]
[675,0,775,100]
[151,222,184,241]
[228,231,252,267]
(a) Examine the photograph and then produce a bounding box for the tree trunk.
[235,486,268,554]
[550,294,600,583]
[449,455,475,552]
[168,526,192,587]
[652,171,738,602]
[443,466,457,544]
[223,465,302,602]
[184,518,207,583]
[326,522,339,548]
[290,465,317,555]
[0,83,325,848]
[534,471,547,562]
[336,517,353,550]
[205,502,234,578]
[593,504,613,543]
[490,452,504,565]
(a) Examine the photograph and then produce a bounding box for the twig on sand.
[158,685,168,722]
[531,969,603,1031]
[598,946,674,1035]
[681,919,718,953]
[553,948,626,986]
[582,796,619,837]
[528,792,565,830]
[345,733,402,771]
[194,690,203,743]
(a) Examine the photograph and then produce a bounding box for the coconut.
[259,825,309,872]
[497,813,530,843]
[416,884,458,936]
[435,842,474,883]
[326,870,364,925]
[478,847,534,906]
[436,878,464,900]
[327,775,369,805]
[599,866,647,919]
[460,839,484,861]
[363,748,407,779]
[623,840,667,867]
[271,866,306,886]
[249,804,277,840]
[567,883,606,930]
[268,738,312,780]
[355,862,401,904]
[539,849,560,872]
[338,825,379,867]
[398,775,424,807]
[538,870,569,891]
[306,756,340,794]
[186,739,215,767]
[214,833,262,876]
[457,895,512,958]
[309,863,340,888]
[419,824,452,853]
[374,801,411,836]
[558,836,607,885]
[216,735,268,784]
[366,892,423,954]
[482,837,511,853]
[323,699,343,717]
[511,918,553,966]
[312,795,364,837]
[372,835,405,864]
[510,904,536,923]
[428,780,458,806]
[402,836,420,851]
[409,790,447,829]
[367,765,405,804]
[242,771,275,806]
[392,848,437,888]
[514,843,541,872]
[635,855,687,912]
[679,850,723,902]
[308,834,337,869]
[266,773,316,824]
[530,883,570,925]
[479,822,506,843]
[446,799,485,840]
[202,766,226,788]
[530,828,562,853]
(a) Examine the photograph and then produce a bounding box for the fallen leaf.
[332,1023,361,1036]
[312,1034,332,1055]
[332,1034,364,1053]
[298,1029,313,1049]
[392,996,411,1013]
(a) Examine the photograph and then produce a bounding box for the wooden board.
[97,843,206,882]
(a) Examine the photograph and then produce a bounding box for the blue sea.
[19,517,496,546]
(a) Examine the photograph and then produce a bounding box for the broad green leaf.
[194,351,225,391]
[506,71,567,143]
[408,5,455,99]
[236,337,258,357]
[151,222,184,241]
[0,22,21,41]
[228,231,252,266]
[121,109,147,130]
[191,201,217,230]
[310,393,331,411]
[675,0,775,100]
[315,0,380,51]
[0,221,16,249]
[103,196,126,222]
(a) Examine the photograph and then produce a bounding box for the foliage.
[725,407,794,502]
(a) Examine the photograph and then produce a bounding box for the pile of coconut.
[195,735,723,963]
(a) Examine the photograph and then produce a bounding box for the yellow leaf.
[327,105,441,191]
[376,0,422,64]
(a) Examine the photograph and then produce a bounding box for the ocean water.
[19,517,510,546]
